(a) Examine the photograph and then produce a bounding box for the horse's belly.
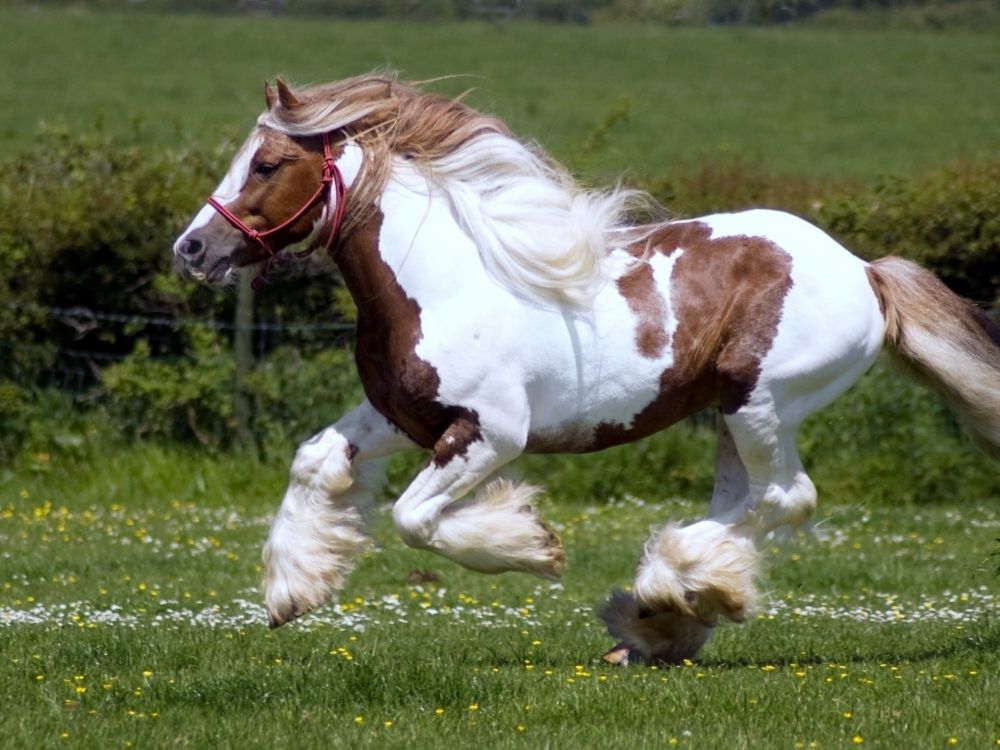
[521,328,715,454]
[524,370,715,453]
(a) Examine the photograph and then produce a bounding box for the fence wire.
[3,302,356,394]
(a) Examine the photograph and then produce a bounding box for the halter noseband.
[206,132,347,288]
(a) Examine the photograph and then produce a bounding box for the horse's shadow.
[475,618,1000,670]
[699,623,1000,670]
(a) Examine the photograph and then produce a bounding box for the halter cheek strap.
[206,132,347,288]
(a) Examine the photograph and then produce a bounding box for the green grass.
[2,7,1000,180]
[2,7,999,747]
[2,443,999,748]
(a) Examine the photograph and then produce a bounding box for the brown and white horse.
[174,73,1000,663]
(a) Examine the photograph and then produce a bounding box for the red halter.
[207,132,347,287]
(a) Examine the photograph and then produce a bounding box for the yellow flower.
[468,704,479,711]
[852,736,864,745]
[434,707,445,716]
[354,715,364,725]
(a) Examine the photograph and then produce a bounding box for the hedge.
[0,129,996,456]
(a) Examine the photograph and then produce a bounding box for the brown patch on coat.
[588,220,793,450]
[617,261,669,359]
[336,210,483,464]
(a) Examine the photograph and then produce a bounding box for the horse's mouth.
[182,255,233,285]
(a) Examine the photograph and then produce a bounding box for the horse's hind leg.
[263,400,413,628]
[709,414,751,519]
[604,414,751,664]
[723,410,818,536]
[631,405,815,634]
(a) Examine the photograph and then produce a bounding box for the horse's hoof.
[266,599,305,629]
[599,588,714,665]
[267,611,285,629]
[601,641,633,666]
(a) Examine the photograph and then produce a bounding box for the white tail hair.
[867,256,1000,459]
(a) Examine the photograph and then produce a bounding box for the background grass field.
[2,447,999,747]
[1,6,999,749]
[2,7,1000,180]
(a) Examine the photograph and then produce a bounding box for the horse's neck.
[335,169,490,319]
[333,212,394,310]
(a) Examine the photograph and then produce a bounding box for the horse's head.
[173,81,356,285]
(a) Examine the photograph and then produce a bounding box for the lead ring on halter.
[206,132,347,288]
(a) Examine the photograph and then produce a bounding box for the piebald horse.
[174,73,1000,663]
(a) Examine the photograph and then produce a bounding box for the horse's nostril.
[178,238,204,258]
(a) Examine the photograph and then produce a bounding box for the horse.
[173,72,1000,664]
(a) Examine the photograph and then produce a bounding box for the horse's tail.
[866,256,1000,459]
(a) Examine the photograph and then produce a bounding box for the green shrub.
[2,129,997,506]
[0,127,351,389]
[0,378,40,461]
[819,161,1000,305]
[98,331,364,451]
[0,379,93,462]
[99,329,236,446]
[801,363,1000,505]
[517,419,716,506]
[644,155,841,218]
[0,126,223,381]
[244,345,364,451]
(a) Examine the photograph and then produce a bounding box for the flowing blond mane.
[258,71,648,306]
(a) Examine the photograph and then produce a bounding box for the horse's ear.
[264,80,277,110]
[275,78,301,110]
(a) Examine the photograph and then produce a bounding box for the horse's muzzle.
[175,237,206,266]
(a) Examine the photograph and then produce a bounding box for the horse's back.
[648,209,885,421]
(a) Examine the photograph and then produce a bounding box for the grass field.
[2,6,999,748]
[1,444,999,748]
[2,7,1000,180]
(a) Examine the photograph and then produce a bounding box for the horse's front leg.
[601,413,751,665]
[391,417,565,580]
[263,400,414,628]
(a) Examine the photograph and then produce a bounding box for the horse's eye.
[253,162,279,178]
